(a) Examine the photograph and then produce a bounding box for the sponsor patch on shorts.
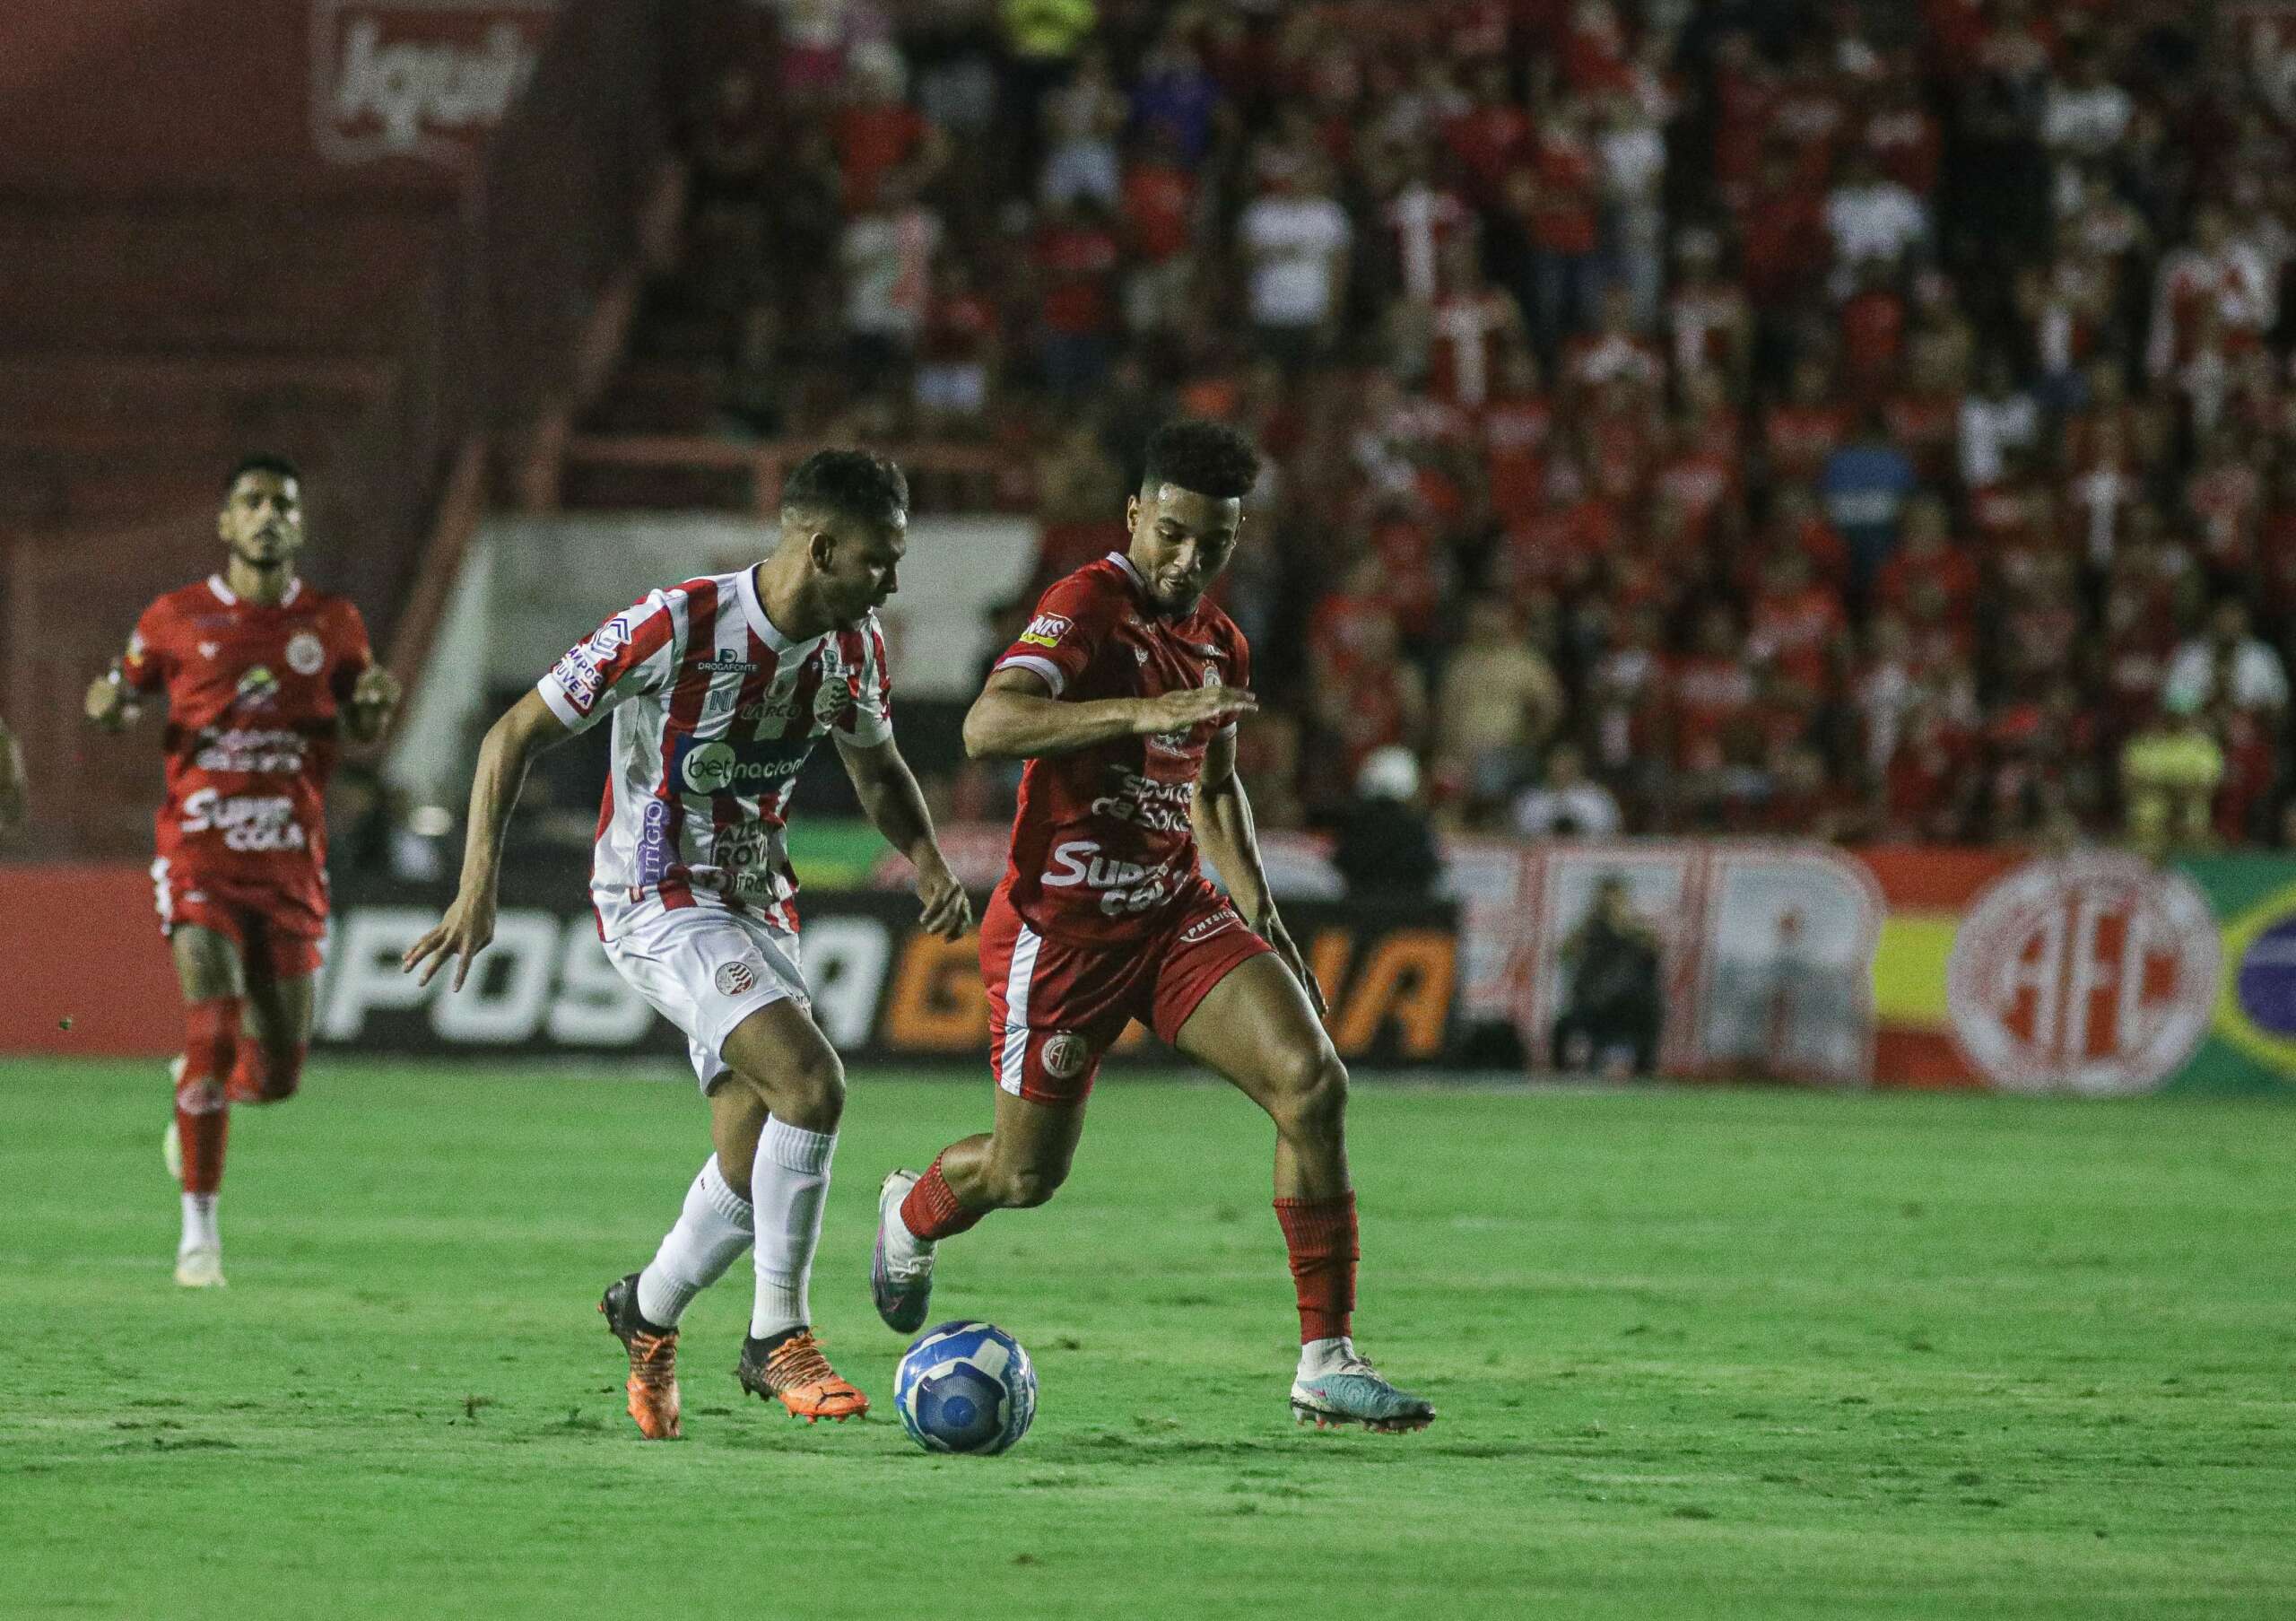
[715,960,759,997]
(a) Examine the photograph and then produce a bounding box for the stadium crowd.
[630,0,2296,850]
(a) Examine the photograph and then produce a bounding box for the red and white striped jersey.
[535,568,891,937]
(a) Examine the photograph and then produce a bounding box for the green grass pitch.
[3,1059,2291,1619]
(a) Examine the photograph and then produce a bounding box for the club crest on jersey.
[1018,612,1073,649]
[715,960,758,997]
[232,665,282,710]
[285,631,326,676]
[1039,1032,1090,1079]
[813,676,857,727]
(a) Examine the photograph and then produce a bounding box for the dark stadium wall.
[0,0,552,195]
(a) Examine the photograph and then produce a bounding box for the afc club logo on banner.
[314,1,553,167]
[1946,853,2221,1096]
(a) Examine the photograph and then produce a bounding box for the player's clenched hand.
[352,665,404,715]
[83,666,136,731]
[915,853,973,942]
[403,886,498,990]
[1261,908,1327,1020]
[1130,685,1257,736]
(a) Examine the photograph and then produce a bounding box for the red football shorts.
[978,879,1273,1104]
[152,861,327,979]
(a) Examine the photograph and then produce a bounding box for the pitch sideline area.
[3,1060,2290,1619]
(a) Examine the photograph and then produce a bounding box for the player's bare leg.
[874,1087,1087,1332]
[715,1001,868,1423]
[165,926,245,1287]
[1176,954,1435,1432]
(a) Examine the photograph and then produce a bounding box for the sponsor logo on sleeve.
[551,648,606,710]
[1018,613,1074,649]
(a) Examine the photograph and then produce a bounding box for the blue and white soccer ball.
[894,1320,1037,1455]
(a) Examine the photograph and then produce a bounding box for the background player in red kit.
[872,422,1434,1431]
[84,455,401,1287]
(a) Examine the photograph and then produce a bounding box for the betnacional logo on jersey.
[677,736,813,795]
[1039,1032,1090,1079]
[1018,613,1073,649]
[715,961,758,997]
[314,1,552,169]
[285,631,326,676]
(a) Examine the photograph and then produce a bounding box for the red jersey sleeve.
[536,589,680,733]
[326,599,376,703]
[119,599,172,694]
[1215,613,1252,738]
[992,571,1118,697]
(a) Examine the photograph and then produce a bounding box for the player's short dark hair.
[225,452,302,493]
[1140,420,1261,501]
[780,448,909,528]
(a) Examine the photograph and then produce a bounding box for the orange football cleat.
[599,1273,682,1441]
[736,1329,869,1423]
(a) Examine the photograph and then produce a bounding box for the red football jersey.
[990,552,1250,945]
[119,573,372,929]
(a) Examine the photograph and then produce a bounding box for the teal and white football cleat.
[1291,1352,1435,1433]
[871,1169,936,1333]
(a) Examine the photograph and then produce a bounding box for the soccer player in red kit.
[871,422,1435,1431]
[84,455,401,1287]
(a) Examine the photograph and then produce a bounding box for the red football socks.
[226,1041,305,1104]
[1274,1192,1360,1343]
[176,997,241,1196]
[899,1153,987,1242]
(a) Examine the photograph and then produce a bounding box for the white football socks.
[750,1118,837,1340]
[1299,1335,1361,1380]
[635,1155,755,1328]
[179,1192,219,1256]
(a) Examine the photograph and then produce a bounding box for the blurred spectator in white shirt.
[1512,743,1624,839]
[2164,598,2291,716]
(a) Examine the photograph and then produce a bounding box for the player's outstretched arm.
[835,735,973,940]
[403,690,569,989]
[961,666,1257,761]
[1193,728,1326,1018]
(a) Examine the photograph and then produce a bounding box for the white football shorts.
[600,896,809,1091]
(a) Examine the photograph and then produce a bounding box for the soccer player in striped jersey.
[404,449,970,1439]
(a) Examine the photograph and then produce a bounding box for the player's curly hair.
[780,448,909,527]
[225,452,302,492]
[1140,420,1261,501]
